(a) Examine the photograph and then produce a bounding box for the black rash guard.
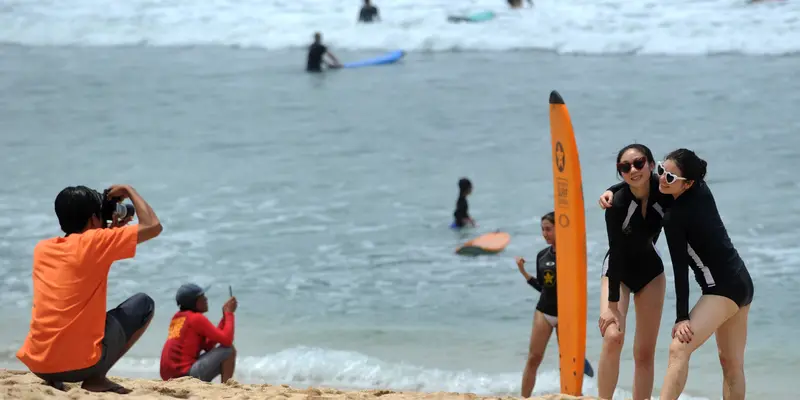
[526,246,558,317]
[603,174,673,301]
[453,196,469,227]
[358,5,379,22]
[306,42,327,72]
[662,181,753,323]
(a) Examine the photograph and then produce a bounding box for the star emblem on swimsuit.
[544,270,555,287]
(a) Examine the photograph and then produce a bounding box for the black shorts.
[703,267,754,308]
[601,247,664,294]
[187,346,235,382]
[34,293,155,383]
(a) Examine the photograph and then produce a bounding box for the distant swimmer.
[507,0,534,8]
[452,177,476,228]
[306,32,342,73]
[358,0,381,23]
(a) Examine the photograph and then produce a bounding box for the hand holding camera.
[101,185,136,228]
[99,184,162,243]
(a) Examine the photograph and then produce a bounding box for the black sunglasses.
[617,156,647,174]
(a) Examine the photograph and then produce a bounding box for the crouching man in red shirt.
[159,284,237,383]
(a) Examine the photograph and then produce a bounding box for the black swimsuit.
[527,246,558,317]
[662,181,754,323]
[602,174,673,300]
[453,196,469,228]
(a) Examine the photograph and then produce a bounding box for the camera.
[100,189,135,225]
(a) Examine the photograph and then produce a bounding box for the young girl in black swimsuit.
[452,178,475,228]
[515,212,558,397]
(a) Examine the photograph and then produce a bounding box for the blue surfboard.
[341,50,405,69]
[447,10,496,23]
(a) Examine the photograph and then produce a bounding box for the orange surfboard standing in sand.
[548,90,588,396]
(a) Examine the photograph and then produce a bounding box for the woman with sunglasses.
[598,148,754,399]
[596,144,673,400]
[654,149,753,400]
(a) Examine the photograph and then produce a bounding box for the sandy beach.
[0,369,600,400]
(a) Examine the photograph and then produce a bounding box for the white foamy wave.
[0,346,711,399]
[93,347,709,399]
[0,0,797,55]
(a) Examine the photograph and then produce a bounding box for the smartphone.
[228,285,233,297]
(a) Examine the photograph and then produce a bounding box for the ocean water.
[1,1,799,399]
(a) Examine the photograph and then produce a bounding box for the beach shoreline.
[0,369,598,400]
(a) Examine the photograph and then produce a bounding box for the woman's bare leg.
[715,304,750,400]
[659,295,738,400]
[597,277,632,400]
[521,311,555,398]
[631,273,666,400]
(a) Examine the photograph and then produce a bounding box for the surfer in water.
[357,0,380,23]
[306,32,342,73]
[452,178,476,228]
[507,0,534,8]
[515,212,558,397]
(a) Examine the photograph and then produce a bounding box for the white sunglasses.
[656,162,687,184]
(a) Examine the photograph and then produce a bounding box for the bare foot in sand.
[81,377,131,394]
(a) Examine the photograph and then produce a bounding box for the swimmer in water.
[306,32,341,73]
[507,0,534,8]
[516,212,558,397]
[357,0,380,23]
[453,178,476,228]
[596,144,672,400]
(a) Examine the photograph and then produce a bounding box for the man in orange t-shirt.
[16,184,163,394]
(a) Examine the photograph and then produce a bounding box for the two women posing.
[596,145,754,400]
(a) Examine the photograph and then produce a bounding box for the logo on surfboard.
[555,141,566,173]
[558,214,570,228]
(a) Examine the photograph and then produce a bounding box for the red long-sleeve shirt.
[159,310,235,380]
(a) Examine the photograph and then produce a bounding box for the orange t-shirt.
[16,224,138,374]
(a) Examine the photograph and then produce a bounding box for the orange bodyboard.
[455,232,511,256]
[548,91,588,395]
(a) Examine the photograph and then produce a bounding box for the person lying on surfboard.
[515,212,593,397]
[452,178,476,228]
[306,32,342,73]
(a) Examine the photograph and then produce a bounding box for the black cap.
[176,283,210,309]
